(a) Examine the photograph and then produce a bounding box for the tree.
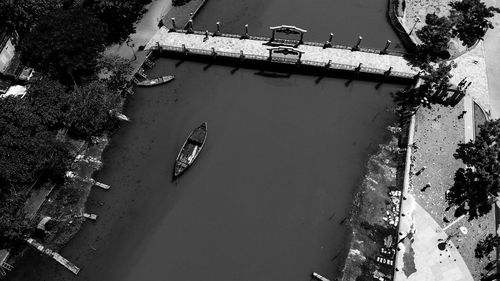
[475,234,500,281]
[21,8,107,81]
[0,0,63,37]
[26,78,70,129]
[449,0,500,47]
[0,97,72,193]
[416,13,454,59]
[0,194,30,247]
[87,0,151,44]
[394,61,456,116]
[446,119,500,220]
[96,54,133,93]
[66,81,120,139]
[475,233,500,259]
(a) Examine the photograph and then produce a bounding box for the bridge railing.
[172,29,406,57]
[152,44,415,79]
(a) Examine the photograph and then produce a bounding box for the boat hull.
[173,122,207,180]
[135,75,174,87]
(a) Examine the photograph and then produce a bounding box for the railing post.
[297,52,302,64]
[170,18,177,32]
[384,66,393,77]
[380,40,391,55]
[323,33,333,49]
[186,19,194,34]
[355,63,362,75]
[325,59,332,69]
[241,24,250,39]
[214,21,222,36]
[352,36,362,51]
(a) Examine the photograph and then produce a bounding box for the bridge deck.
[146,28,418,79]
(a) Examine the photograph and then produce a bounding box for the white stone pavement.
[146,28,419,75]
[396,196,473,281]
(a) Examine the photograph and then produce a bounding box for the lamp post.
[409,17,421,35]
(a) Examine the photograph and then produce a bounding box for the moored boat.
[135,75,174,87]
[173,122,207,180]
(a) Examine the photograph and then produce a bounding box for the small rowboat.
[173,122,207,180]
[135,75,174,87]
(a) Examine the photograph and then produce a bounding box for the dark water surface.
[8,1,405,281]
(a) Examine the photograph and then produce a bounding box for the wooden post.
[186,19,194,34]
[271,29,276,41]
[352,36,362,51]
[297,52,302,64]
[385,66,393,77]
[355,63,362,74]
[380,40,391,54]
[299,32,304,44]
[323,33,333,49]
[214,21,222,36]
[241,24,250,39]
[170,18,177,32]
[268,49,273,60]
[325,59,332,68]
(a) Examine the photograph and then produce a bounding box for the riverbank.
[340,122,404,281]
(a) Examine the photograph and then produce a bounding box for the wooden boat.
[173,122,207,179]
[135,75,174,87]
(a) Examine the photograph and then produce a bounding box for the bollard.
[186,19,194,34]
[325,59,332,68]
[380,40,391,54]
[241,24,250,39]
[211,47,217,58]
[214,21,222,36]
[323,33,333,49]
[385,66,393,77]
[189,12,193,18]
[240,50,245,61]
[355,63,362,74]
[182,44,188,55]
[352,36,362,51]
[170,18,177,32]
[204,30,209,42]
[156,41,160,51]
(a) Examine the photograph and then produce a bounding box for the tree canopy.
[87,0,151,44]
[446,119,500,220]
[394,61,456,115]
[416,13,454,59]
[21,8,107,81]
[0,0,63,36]
[26,79,70,129]
[0,97,73,194]
[66,81,120,139]
[449,0,500,47]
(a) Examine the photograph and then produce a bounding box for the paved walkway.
[396,195,473,281]
[146,28,419,76]
[105,0,172,72]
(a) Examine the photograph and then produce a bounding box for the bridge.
[146,23,419,83]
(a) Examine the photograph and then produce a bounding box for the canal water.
[8,1,405,281]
